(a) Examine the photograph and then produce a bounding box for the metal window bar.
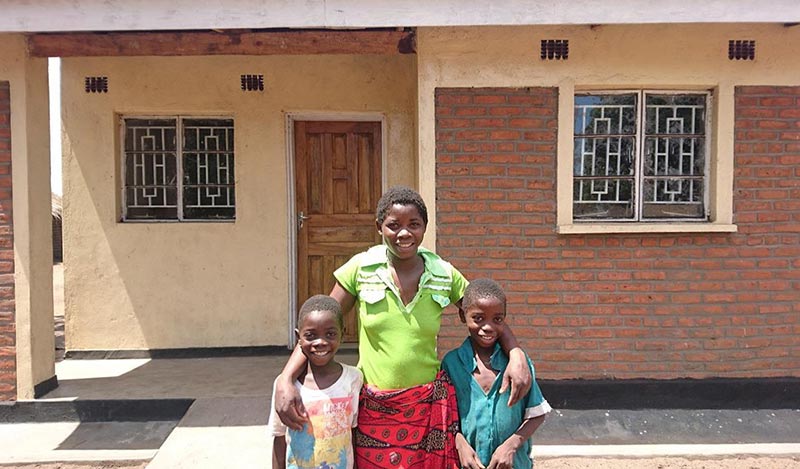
[574,91,709,222]
[122,117,235,221]
[183,122,235,212]
[640,92,709,220]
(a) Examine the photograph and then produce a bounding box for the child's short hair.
[462,278,507,310]
[375,186,428,225]
[298,294,343,331]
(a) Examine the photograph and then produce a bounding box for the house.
[1,1,798,402]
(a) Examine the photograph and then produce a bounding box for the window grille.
[122,117,235,221]
[573,91,708,222]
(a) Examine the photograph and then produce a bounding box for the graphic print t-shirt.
[268,364,362,469]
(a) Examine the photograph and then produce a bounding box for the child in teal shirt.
[442,278,551,469]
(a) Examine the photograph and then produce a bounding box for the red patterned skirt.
[354,370,460,469]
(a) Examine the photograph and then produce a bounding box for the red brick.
[434,86,800,380]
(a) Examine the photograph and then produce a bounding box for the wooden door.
[295,121,382,342]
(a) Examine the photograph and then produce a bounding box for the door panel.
[295,121,382,342]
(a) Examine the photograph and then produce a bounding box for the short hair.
[298,294,343,331]
[375,186,428,225]
[462,278,507,310]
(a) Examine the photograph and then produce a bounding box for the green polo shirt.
[334,245,468,390]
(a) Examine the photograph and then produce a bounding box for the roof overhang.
[3,0,800,33]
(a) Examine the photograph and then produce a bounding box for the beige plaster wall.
[62,54,416,350]
[0,34,55,399]
[417,24,800,246]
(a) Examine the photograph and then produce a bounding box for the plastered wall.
[62,54,416,350]
[0,34,54,399]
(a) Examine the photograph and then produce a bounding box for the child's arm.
[455,432,486,469]
[486,414,546,469]
[272,436,287,469]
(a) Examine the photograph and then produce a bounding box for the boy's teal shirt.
[441,338,551,469]
[334,244,468,390]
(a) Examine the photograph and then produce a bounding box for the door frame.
[284,111,387,347]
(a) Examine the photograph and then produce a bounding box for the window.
[573,91,709,222]
[122,117,235,221]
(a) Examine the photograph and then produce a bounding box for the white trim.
[523,400,552,419]
[558,223,738,234]
[284,111,387,347]
[3,0,799,32]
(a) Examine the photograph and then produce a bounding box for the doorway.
[292,120,383,342]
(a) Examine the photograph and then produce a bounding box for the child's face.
[377,203,427,262]
[295,310,341,368]
[461,297,506,351]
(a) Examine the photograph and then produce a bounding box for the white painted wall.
[2,0,799,32]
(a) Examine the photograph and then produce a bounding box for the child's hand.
[486,438,519,469]
[455,433,485,469]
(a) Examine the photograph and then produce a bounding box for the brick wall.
[0,81,14,400]
[435,86,800,380]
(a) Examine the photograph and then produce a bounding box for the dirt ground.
[0,462,148,469]
[3,457,800,469]
[538,456,800,469]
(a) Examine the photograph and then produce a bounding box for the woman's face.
[377,203,427,262]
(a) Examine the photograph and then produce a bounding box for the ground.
[539,456,800,468]
[0,462,147,469]
[3,457,800,468]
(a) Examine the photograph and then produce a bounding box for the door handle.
[297,211,310,230]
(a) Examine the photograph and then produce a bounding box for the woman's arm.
[273,347,309,431]
[329,282,356,317]
[497,325,532,407]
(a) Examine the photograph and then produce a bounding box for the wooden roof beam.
[27,29,416,57]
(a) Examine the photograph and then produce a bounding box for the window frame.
[557,84,737,235]
[572,89,712,223]
[119,114,236,223]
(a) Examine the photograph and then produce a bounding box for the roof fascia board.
[2,0,799,33]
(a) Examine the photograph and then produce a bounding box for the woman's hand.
[274,374,308,431]
[499,347,531,407]
[455,433,485,469]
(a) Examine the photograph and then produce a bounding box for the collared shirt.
[334,244,468,390]
[441,338,552,469]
